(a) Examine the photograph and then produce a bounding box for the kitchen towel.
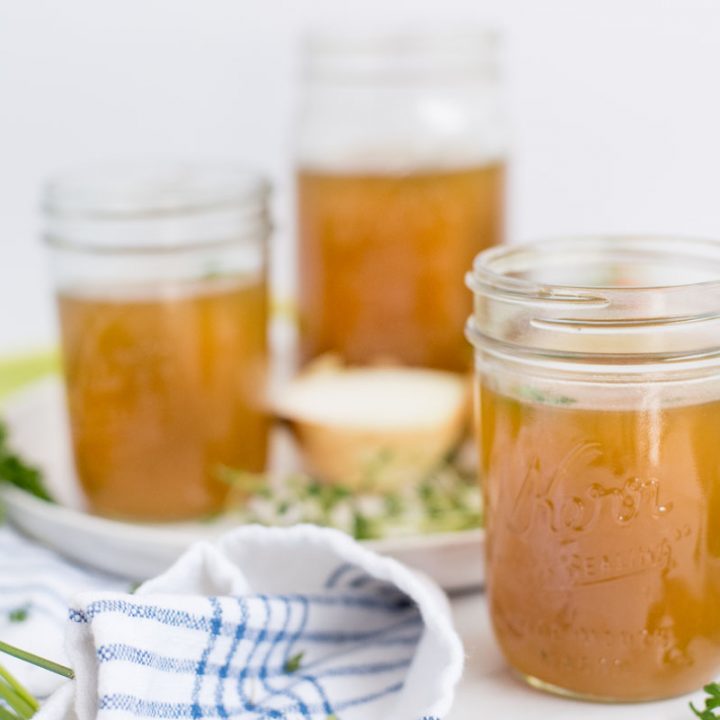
[0,526,127,698]
[4,524,462,720]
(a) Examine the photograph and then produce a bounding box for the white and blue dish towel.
[1,524,463,719]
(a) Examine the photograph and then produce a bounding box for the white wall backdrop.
[2,0,720,351]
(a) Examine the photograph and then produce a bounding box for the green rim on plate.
[0,350,60,402]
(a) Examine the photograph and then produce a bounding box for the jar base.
[516,670,696,704]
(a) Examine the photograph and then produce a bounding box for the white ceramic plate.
[0,378,485,590]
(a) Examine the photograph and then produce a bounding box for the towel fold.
[4,524,462,719]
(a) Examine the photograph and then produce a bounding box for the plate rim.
[0,482,485,552]
[1,375,485,585]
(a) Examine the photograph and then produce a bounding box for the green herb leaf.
[283,651,304,674]
[7,606,29,624]
[0,660,41,720]
[222,455,482,540]
[0,641,74,680]
[0,642,74,720]
[691,683,720,718]
[0,704,21,720]
[0,422,53,502]
[352,512,376,541]
[384,493,403,517]
[518,385,576,406]
[0,664,38,715]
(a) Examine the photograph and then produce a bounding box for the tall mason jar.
[467,237,720,701]
[297,30,506,372]
[44,162,270,521]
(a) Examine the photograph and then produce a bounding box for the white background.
[2,4,720,715]
[3,0,720,352]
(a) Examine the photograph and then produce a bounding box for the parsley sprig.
[221,457,482,542]
[692,683,720,718]
[0,422,53,502]
[283,651,304,674]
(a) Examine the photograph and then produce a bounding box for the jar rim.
[466,236,720,371]
[469,235,720,298]
[43,160,269,218]
[42,160,270,253]
[302,27,500,83]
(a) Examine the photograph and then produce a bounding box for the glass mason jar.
[43,162,271,522]
[296,30,506,372]
[467,236,720,701]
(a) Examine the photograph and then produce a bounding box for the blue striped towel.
[3,525,461,720]
[0,526,127,697]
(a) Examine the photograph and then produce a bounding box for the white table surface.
[448,593,704,720]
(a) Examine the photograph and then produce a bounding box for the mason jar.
[43,161,271,521]
[297,30,506,372]
[467,236,720,701]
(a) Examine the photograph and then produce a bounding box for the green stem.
[0,681,33,720]
[0,643,73,680]
[0,666,37,713]
[0,704,20,720]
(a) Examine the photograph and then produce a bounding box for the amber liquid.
[297,164,504,371]
[58,277,269,521]
[479,384,720,700]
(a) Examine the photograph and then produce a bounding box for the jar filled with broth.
[44,162,270,521]
[296,30,506,372]
[467,237,720,701]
